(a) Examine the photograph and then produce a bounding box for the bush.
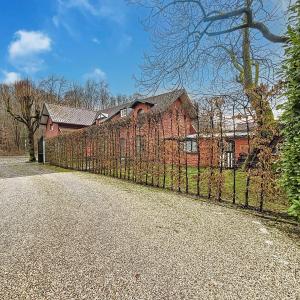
[281,1,300,220]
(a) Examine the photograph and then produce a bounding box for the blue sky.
[0,0,291,96]
[0,0,149,95]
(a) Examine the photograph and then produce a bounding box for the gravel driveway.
[0,157,299,300]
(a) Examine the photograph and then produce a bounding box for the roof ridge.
[98,101,133,113]
[45,103,99,113]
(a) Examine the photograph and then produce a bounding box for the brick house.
[40,103,100,138]
[95,89,250,168]
[41,90,250,167]
[41,90,196,138]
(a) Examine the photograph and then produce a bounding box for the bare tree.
[0,96,25,154]
[131,0,289,121]
[39,75,68,104]
[0,80,42,162]
[64,82,85,108]
[98,81,111,109]
[83,79,101,109]
[62,80,113,110]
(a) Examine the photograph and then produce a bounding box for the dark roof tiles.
[42,89,188,126]
[97,89,188,119]
[99,102,133,119]
[135,89,187,112]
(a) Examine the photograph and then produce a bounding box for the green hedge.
[281,1,300,220]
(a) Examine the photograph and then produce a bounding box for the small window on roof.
[120,108,127,117]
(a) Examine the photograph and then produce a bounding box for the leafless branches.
[131,0,288,96]
[0,80,42,161]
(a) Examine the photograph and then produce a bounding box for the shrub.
[281,1,300,220]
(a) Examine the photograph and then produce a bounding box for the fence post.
[196,103,201,197]
[232,100,236,204]
[208,102,214,200]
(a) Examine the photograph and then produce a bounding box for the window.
[50,123,54,131]
[225,140,235,152]
[183,139,198,153]
[120,108,127,117]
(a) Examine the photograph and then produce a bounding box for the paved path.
[0,157,299,300]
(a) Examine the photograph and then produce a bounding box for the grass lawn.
[119,163,289,214]
[73,158,289,214]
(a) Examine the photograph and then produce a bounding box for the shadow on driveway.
[0,156,66,179]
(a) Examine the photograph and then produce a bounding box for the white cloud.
[1,71,21,84]
[9,30,51,59]
[92,37,100,45]
[83,68,106,81]
[8,30,52,74]
[54,0,126,30]
[98,2,126,24]
[63,0,98,15]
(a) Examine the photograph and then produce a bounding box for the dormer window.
[97,113,108,120]
[120,108,127,117]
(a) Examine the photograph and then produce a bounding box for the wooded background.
[0,76,137,156]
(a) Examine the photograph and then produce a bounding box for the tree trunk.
[243,0,274,122]
[27,129,36,162]
[242,2,253,92]
[242,0,275,169]
[13,122,21,151]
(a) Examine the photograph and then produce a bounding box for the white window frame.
[183,139,198,153]
[120,108,127,117]
[191,140,198,153]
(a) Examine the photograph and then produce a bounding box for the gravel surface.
[0,157,299,300]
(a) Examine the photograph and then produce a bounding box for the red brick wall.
[235,138,249,158]
[116,97,227,167]
[112,97,195,139]
[109,102,153,123]
[44,117,88,139]
[132,103,152,117]
[46,97,250,168]
[164,138,219,168]
[45,117,60,138]
[183,137,249,167]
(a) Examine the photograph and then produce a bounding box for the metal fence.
[46,104,288,215]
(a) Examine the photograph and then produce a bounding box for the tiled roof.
[42,90,189,126]
[43,103,98,126]
[99,102,134,119]
[133,89,187,112]
[98,89,188,120]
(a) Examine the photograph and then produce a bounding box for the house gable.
[40,103,98,138]
[45,116,59,138]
